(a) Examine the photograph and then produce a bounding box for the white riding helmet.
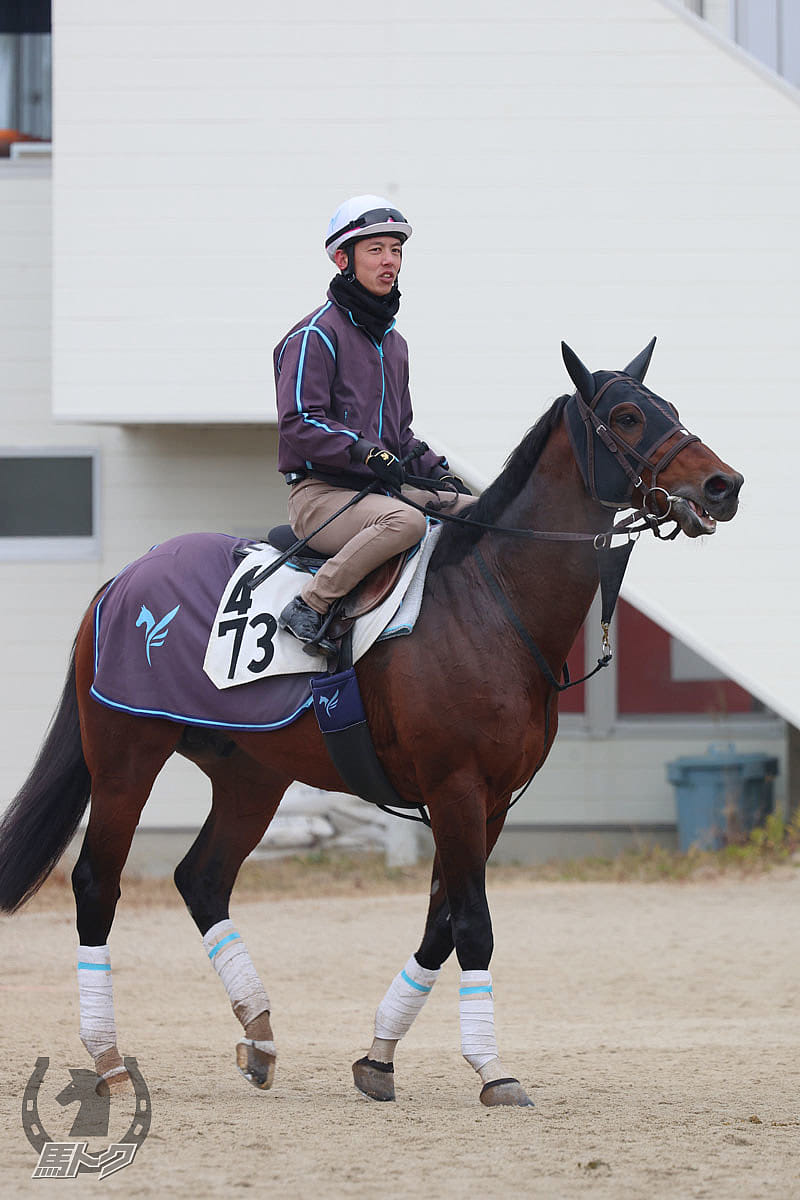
[325,195,412,261]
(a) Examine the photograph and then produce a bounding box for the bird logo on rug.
[318,689,340,716]
[136,604,180,666]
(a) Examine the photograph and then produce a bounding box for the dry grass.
[22,811,800,914]
[25,853,508,912]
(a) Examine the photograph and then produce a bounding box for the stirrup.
[303,604,340,658]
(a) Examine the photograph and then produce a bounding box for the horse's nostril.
[705,474,733,500]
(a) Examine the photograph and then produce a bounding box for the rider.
[274,195,475,657]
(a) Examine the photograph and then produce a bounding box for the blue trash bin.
[667,744,779,852]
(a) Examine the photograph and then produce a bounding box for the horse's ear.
[561,342,596,402]
[623,337,657,382]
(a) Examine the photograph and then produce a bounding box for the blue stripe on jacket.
[291,303,359,446]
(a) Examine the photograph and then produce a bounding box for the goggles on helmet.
[325,201,412,260]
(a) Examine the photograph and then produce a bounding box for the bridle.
[563,372,701,535]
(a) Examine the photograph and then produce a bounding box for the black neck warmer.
[329,273,401,344]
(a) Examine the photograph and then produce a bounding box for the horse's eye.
[617,413,639,428]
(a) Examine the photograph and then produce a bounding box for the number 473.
[217,567,278,680]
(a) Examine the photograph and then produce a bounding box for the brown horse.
[0,342,742,1108]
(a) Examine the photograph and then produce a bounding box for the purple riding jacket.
[274,288,448,484]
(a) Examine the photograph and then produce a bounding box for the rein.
[397,476,684,545]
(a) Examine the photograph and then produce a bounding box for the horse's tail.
[0,638,91,911]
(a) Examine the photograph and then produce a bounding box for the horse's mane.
[431,393,570,569]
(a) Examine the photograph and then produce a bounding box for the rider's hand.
[362,446,405,490]
[436,473,472,496]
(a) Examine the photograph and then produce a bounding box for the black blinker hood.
[561,339,688,509]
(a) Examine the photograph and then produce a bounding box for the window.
[734,0,800,87]
[682,1,800,89]
[0,450,99,560]
[0,2,51,149]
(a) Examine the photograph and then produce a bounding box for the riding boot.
[278,597,338,659]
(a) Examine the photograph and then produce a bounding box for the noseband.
[565,373,700,520]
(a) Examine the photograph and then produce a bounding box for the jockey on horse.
[275,195,476,657]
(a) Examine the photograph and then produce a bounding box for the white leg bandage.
[78,945,119,1069]
[460,969,498,1072]
[374,955,441,1041]
[203,920,270,1028]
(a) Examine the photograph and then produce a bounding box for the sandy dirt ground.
[2,871,800,1199]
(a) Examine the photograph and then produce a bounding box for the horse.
[0,341,743,1108]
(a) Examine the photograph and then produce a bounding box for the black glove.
[363,446,405,490]
[435,472,472,496]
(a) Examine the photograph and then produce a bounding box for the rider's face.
[335,236,404,296]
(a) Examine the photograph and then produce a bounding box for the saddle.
[266,525,414,639]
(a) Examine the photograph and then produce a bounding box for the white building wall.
[689,1,731,35]
[0,164,290,827]
[704,1,731,32]
[510,723,786,829]
[1,0,792,841]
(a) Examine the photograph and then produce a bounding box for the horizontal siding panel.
[55,49,741,97]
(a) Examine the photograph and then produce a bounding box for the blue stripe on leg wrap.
[208,931,241,960]
[401,969,433,993]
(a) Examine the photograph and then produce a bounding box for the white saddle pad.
[203,525,440,689]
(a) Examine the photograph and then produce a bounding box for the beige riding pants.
[287,478,477,614]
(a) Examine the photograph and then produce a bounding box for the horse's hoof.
[352,1055,395,1101]
[479,1077,535,1108]
[97,1069,133,1097]
[236,1038,276,1090]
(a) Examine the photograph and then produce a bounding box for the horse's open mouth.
[671,496,717,537]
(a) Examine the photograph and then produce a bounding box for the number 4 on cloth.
[223,567,260,617]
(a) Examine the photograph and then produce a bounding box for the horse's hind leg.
[71,712,180,1089]
[173,746,288,1091]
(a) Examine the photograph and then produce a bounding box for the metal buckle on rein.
[601,621,611,657]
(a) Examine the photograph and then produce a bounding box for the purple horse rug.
[92,533,315,730]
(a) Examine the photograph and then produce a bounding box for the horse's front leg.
[437,794,533,1108]
[354,784,532,1107]
[352,853,451,1101]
